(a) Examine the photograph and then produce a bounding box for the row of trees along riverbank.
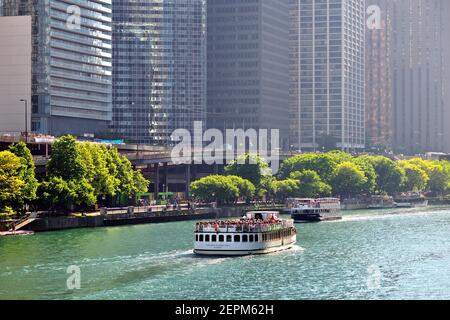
[0,136,149,218]
[190,152,450,205]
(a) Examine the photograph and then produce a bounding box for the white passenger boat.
[394,192,429,208]
[194,211,297,256]
[286,198,342,222]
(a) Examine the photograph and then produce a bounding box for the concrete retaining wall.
[27,216,104,232]
[24,205,283,232]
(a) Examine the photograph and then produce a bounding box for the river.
[1,207,450,300]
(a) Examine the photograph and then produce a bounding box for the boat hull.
[194,241,296,256]
[292,215,342,223]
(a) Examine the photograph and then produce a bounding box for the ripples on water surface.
[1,207,450,300]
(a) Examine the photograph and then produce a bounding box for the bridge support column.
[185,164,191,200]
[164,163,169,194]
[154,163,159,201]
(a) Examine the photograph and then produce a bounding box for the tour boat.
[194,211,297,256]
[287,198,342,222]
[394,192,428,208]
[367,195,396,209]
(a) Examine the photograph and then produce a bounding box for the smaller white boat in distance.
[194,211,297,256]
[286,198,342,222]
[394,192,429,208]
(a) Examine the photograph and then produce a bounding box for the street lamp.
[19,99,28,143]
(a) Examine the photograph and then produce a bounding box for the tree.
[360,155,406,195]
[289,170,332,198]
[330,162,368,197]
[271,179,300,202]
[224,153,270,187]
[278,152,350,182]
[427,163,450,195]
[257,175,276,199]
[0,151,25,212]
[47,135,86,180]
[78,143,120,199]
[227,176,256,202]
[353,157,377,194]
[37,177,95,213]
[191,176,239,205]
[399,161,429,192]
[8,142,38,212]
[133,169,150,194]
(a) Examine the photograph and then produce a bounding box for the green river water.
[1,207,450,300]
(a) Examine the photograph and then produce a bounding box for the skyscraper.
[0,0,113,136]
[207,0,290,149]
[290,0,365,152]
[365,0,394,149]
[391,0,450,153]
[112,0,207,145]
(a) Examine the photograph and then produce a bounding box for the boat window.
[205,235,210,242]
[254,234,259,242]
[212,235,217,242]
[219,235,224,242]
[242,235,248,243]
[249,235,254,242]
[199,235,204,242]
[196,235,198,241]
[227,235,232,242]
[234,235,240,242]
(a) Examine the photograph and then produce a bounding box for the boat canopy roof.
[245,211,279,220]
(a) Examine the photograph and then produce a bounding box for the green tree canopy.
[289,170,332,198]
[278,152,351,182]
[398,161,430,192]
[0,151,25,212]
[108,147,148,196]
[78,143,120,198]
[427,163,450,194]
[224,153,270,187]
[330,161,368,197]
[8,142,38,211]
[227,175,256,202]
[37,176,96,213]
[47,135,86,180]
[353,157,377,194]
[191,175,239,205]
[271,179,300,202]
[360,155,406,195]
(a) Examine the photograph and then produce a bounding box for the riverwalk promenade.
[0,203,284,234]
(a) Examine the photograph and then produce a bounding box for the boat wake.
[339,209,434,223]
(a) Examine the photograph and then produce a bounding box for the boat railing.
[196,220,294,233]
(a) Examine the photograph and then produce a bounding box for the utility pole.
[20,99,28,143]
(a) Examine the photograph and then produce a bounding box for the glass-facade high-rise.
[112,0,207,145]
[207,0,290,149]
[391,0,450,153]
[290,0,365,151]
[0,0,113,136]
[366,0,394,150]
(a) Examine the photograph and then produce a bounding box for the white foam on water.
[340,210,434,223]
